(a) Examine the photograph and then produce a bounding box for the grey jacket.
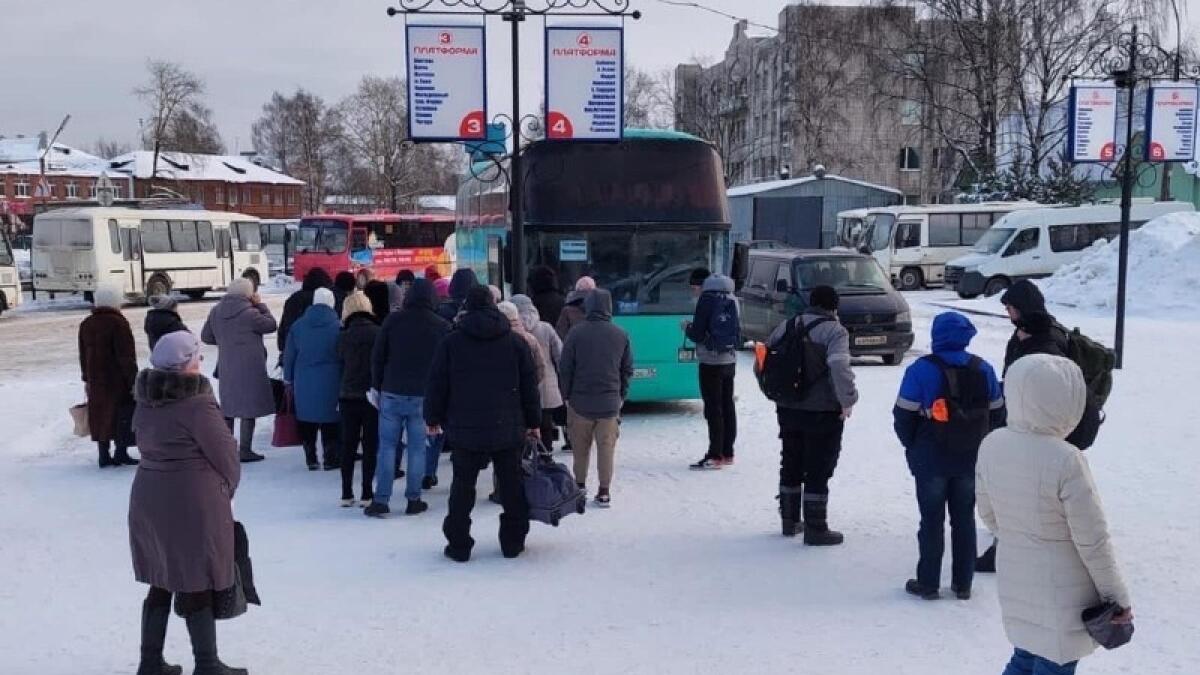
[559,289,633,419]
[200,295,278,419]
[687,274,739,366]
[766,308,858,412]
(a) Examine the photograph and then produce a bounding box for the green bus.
[455,129,731,401]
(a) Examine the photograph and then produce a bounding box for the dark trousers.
[915,474,976,590]
[145,585,210,615]
[223,417,256,452]
[339,399,379,500]
[297,421,340,465]
[699,363,737,459]
[778,409,843,494]
[540,409,557,452]
[443,446,530,556]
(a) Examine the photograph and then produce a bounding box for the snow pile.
[1041,211,1200,314]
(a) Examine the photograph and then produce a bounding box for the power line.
[650,0,780,34]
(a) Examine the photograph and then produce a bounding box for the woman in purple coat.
[128,331,246,675]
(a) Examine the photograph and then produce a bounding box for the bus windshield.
[296,219,348,253]
[523,141,729,225]
[973,228,1015,254]
[795,257,891,294]
[528,229,718,315]
[866,213,895,252]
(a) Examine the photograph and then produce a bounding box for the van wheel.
[242,269,261,291]
[0,294,7,317]
[882,352,903,366]
[898,267,924,291]
[957,291,980,300]
[184,289,207,300]
[145,276,171,302]
[83,291,95,304]
[984,277,1011,297]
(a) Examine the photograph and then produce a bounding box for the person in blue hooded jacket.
[893,311,1005,601]
[284,287,344,471]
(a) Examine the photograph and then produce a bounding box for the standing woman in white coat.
[976,354,1133,675]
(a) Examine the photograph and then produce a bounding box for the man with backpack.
[685,272,741,470]
[976,279,1115,572]
[759,285,857,546]
[893,312,1006,601]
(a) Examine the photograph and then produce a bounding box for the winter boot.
[779,486,803,537]
[238,448,264,463]
[184,606,247,675]
[137,599,183,675]
[975,540,998,573]
[405,499,429,515]
[303,442,318,471]
[98,445,115,468]
[905,579,941,600]
[113,446,140,466]
[802,491,844,546]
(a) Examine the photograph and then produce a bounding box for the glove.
[367,388,380,409]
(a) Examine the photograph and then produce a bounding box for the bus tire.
[898,267,924,291]
[983,276,1011,297]
[242,269,261,290]
[0,293,7,317]
[145,275,171,302]
[184,289,207,301]
[957,290,981,300]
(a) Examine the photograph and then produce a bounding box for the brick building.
[107,151,305,219]
[1,136,121,234]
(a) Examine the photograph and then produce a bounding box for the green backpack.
[1058,323,1116,408]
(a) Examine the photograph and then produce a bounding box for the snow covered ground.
[0,288,1196,674]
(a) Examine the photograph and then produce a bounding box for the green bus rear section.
[614,315,700,401]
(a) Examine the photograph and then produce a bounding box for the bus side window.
[120,228,141,262]
[108,219,122,255]
[1004,229,1039,257]
[895,222,920,249]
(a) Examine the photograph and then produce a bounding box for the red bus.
[292,213,456,284]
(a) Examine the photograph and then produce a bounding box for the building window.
[66,183,78,199]
[216,187,225,204]
[900,100,922,126]
[273,190,283,206]
[228,187,238,206]
[903,193,921,205]
[903,52,923,78]
[898,147,921,171]
[288,190,298,206]
[243,188,251,205]
[15,181,30,198]
[260,189,269,206]
[931,148,941,169]
[113,184,124,199]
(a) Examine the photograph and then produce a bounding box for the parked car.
[732,245,914,365]
[946,200,1194,298]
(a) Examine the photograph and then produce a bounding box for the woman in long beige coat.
[976,354,1132,674]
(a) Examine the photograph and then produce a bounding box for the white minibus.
[833,208,870,249]
[946,201,1195,298]
[860,202,1049,290]
[32,207,267,302]
[0,231,20,317]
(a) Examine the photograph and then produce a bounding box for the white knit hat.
[313,287,335,308]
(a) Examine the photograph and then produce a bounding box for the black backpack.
[1056,323,1116,408]
[754,317,830,405]
[924,355,992,453]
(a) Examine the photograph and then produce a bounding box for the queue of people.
[75,264,1130,675]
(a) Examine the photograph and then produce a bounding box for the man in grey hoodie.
[558,289,633,507]
[765,285,858,546]
[684,273,740,470]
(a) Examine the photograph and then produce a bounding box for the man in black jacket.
[278,267,333,354]
[425,285,541,561]
[976,279,1103,572]
[366,278,450,517]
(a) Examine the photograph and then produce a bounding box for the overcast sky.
[5,0,1193,156]
[1,0,786,155]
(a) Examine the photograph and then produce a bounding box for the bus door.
[120,225,144,296]
[216,228,235,286]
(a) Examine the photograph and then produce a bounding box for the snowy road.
[0,290,1195,674]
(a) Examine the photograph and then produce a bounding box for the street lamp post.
[1074,26,1200,368]
[386,0,641,294]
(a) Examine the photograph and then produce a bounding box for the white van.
[833,208,871,249]
[945,201,1195,298]
[0,232,21,317]
[32,207,268,303]
[862,202,1048,290]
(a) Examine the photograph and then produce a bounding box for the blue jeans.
[375,393,427,504]
[915,474,976,590]
[1003,648,1078,675]
[426,432,443,479]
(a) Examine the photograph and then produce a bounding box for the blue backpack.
[702,293,740,353]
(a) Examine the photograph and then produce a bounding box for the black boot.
[137,599,183,675]
[975,540,997,573]
[303,442,318,471]
[99,444,115,468]
[184,606,247,675]
[802,491,844,546]
[113,446,139,466]
[779,486,803,537]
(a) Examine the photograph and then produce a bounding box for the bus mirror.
[731,242,749,290]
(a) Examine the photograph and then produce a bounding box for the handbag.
[69,403,89,437]
[271,386,302,448]
[211,565,248,621]
[1082,601,1134,650]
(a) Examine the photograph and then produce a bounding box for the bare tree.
[134,60,207,178]
[91,138,132,159]
[252,89,342,213]
[251,92,294,174]
[673,54,748,180]
[624,64,673,129]
[160,103,224,154]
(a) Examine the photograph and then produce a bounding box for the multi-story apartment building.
[675,5,966,204]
